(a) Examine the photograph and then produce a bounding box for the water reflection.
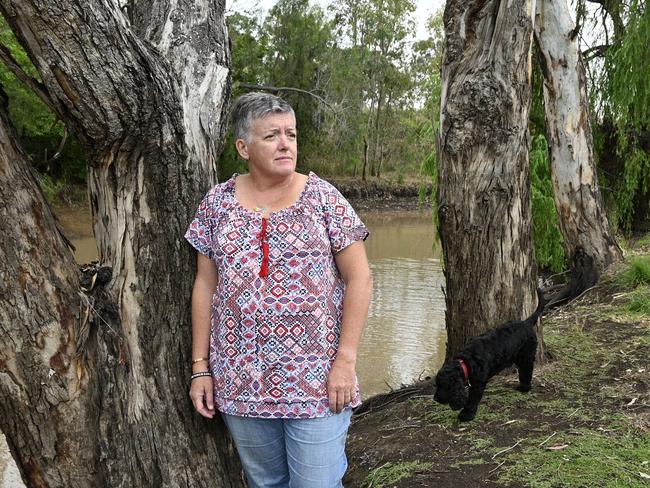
[54,205,448,400]
[359,211,447,398]
[54,205,98,263]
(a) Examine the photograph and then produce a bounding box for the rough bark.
[0,1,241,487]
[535,0,622,280]
[437,0,539,357]
[0,95,93,487]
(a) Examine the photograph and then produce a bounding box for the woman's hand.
[190,376,216,418]
[327,358,356,413]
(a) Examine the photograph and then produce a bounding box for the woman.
[185,92,372,487]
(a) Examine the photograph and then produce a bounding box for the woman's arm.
[328,240,373,413]
[189,253,219,418]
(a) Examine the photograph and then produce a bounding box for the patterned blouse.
[185,172,369,418]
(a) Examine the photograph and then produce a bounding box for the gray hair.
[231,92,295,143]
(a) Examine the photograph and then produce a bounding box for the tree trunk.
[362,136,369,182]
[437,0,539,357]
[0,1,242,486]
[535,0,622,278]
[0,95,93,487]
[372,85,384,178]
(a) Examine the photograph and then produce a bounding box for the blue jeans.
[221,410,352,488]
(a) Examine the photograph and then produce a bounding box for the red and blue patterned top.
[185,172,369,418]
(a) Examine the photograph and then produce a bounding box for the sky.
[226,0,446,40]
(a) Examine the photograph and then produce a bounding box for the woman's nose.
[277,133,290,149]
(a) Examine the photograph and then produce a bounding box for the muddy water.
[358,211,446,397]
[53,206,447,398]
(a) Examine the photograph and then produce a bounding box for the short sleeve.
[318,178,369,254]
[184,185,222,260]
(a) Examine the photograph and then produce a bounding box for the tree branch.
[44,126,68,166]
[0,44,55,112]
[582,44,609,60]
[238,82,336,112]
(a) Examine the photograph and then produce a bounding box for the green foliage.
[413,11,443,221]
[614,147,650,234]
[228,12,267,88]
[362,460,433,488]
[0,15,86,185]
[530,135,566,272]
[599,0,650,233]
[36,173,65,202]
[619,256,650,287]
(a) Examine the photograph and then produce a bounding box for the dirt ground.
[344,252,650,487]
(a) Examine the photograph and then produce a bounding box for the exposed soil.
[344,263,650,487]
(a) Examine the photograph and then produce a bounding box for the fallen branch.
[538,432,557,447]
[492,439,523,459]
[489,460,506,473]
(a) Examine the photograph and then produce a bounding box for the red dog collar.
[457,359,469,382]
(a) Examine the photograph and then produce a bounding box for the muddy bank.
[330,177,433,212]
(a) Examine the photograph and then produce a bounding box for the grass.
[498,429,650,487]
[619,256,650,287]
[362,460,434,488]
[630,234,650,250]
[625,286,650,315]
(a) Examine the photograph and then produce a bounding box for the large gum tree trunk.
[534,0,622,276]
[437,0,539,357]
[0,1,242,486]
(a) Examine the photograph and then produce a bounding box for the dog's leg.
[515,347,536,392]
[458,382,486,422]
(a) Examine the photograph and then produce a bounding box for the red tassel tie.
[258,217,269,277]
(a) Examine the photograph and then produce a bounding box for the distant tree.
[261,0,333,155]
[0,1,241,486]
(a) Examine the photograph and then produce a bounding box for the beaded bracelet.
[190,371,212,381]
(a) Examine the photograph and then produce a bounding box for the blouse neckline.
[228,171,315,218]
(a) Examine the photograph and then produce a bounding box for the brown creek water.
[53,205,447,398]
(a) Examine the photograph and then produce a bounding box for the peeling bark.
[535,0,622,276]
[437,0,539,357]
[0,1,242,486]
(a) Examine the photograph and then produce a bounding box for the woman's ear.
[235,139,249,160]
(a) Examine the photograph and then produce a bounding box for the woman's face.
[236,112,298,178]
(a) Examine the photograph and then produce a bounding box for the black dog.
[434,289,546,421]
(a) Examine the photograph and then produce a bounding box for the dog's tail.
[525,288,547,325]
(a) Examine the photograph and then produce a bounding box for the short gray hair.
[231,92,295,143]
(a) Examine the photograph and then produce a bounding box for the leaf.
[639,472,650,480]
[626,397,638,406]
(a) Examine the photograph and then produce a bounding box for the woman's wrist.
[334,347,357,366]
[192,357,209,372]
[192,361,210,373]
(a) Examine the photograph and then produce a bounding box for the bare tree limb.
[0,44,55,112]
[582,44,609,60]
[44,125,68,165]
[238,82,336,112]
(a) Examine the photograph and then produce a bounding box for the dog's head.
[434,362,468,411]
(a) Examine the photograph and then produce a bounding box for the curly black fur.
[434,289,546,422]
